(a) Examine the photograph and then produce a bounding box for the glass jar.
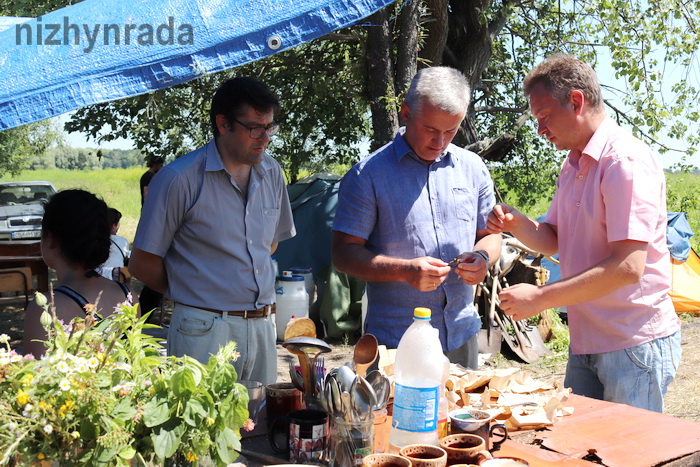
[330,417,374,467]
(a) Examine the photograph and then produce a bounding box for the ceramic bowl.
[448,409,495,432]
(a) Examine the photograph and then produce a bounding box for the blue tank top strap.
[53,286,90,311]
[115,280,130,298]
[54,281,129,313]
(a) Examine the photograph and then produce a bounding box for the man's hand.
[454,251,489,285]
[498,283,545,321]
[486,203,522,234]
[406,257,452,291]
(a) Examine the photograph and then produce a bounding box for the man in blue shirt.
[332,67,501,369]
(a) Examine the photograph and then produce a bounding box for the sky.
[55,112,133,150]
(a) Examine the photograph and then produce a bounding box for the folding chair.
[0,267,33,308]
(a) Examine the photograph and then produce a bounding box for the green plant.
[543,310,570,356]
[0,293,252,466]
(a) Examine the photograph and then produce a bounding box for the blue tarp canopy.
[0,0,393,130]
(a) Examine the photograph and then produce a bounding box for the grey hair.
[404,67,470,115]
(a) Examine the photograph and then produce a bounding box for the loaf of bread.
[284,317,317,340]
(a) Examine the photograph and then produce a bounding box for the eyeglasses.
[231,117,280,139]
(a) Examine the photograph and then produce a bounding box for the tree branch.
[466,133,516,162]
[604,99,686,154]
[476,105,528,114]
[319,32,362,42]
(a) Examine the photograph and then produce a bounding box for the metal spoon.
[336,363,356,393]
[288,362,304,392]
[365,370,390,410]
[351,376,376,421]
[341,391,354,423]
[329,375,343,418]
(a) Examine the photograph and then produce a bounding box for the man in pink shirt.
[487,54,681,412]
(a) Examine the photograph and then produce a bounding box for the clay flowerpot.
[398,444,448,467]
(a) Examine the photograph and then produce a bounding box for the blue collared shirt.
[333,130,495,350]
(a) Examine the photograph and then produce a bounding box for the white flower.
[112,362,132,373]
[59,379,71,391]
[87,357,99,369]
[0,333,9,344]
[43,424,53,434]
[56,360,70,373]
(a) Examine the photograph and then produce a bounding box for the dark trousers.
[140,285,163,322]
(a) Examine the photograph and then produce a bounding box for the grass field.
[4,168,700,250]
[2,167,143,241]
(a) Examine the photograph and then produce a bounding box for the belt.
[178,303,275,318]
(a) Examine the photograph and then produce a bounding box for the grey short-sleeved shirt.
[134,139,295,310]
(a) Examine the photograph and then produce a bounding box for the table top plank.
[497,439,596,466]
[535,395,700,466]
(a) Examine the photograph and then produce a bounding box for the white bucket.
[289,266,315,313]
[275,272,309,341]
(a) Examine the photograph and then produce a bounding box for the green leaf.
[80,416,100,440]
[93,446,120,465]
[220,392,250,430]
[172,367,196,398]
[118,446,137,460]
[210,363,237,394]
[143,394,171,428]
[112,397,137,421]
[183,398,209,426]
[214,427,241,464]
[152,418,185,460]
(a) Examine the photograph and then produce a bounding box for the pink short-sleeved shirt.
[546,117,680,354]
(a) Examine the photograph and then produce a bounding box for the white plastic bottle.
[289,266,315,313]
[389,307,444,449]
[274,271,309,341]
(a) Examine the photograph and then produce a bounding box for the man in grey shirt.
[130,77,295,384]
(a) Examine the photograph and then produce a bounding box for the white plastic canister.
[289,266,315,313]
[275,271,309,341]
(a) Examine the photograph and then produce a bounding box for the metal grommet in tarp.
[267,35,282,50]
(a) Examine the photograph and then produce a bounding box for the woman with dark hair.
[23,189,139,358]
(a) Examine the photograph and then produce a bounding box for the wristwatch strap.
[474,249,490,265]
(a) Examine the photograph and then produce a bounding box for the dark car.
[0,181,57,241]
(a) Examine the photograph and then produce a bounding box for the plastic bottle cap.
[414,307,431,319]
[277,275,304,281]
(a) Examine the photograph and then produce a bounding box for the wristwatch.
[474,250,490,266]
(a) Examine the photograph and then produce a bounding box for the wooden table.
[0,241,49,292]
[497,394,700,466]
[239,394,700,466]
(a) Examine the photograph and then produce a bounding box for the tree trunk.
[366,6,399,151]
[443,0,512,146]
[395,0,421,96]
[421,0,449,67]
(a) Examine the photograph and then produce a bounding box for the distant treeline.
[26,147,144,170]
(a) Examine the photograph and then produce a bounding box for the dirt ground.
[3,296,698,422]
